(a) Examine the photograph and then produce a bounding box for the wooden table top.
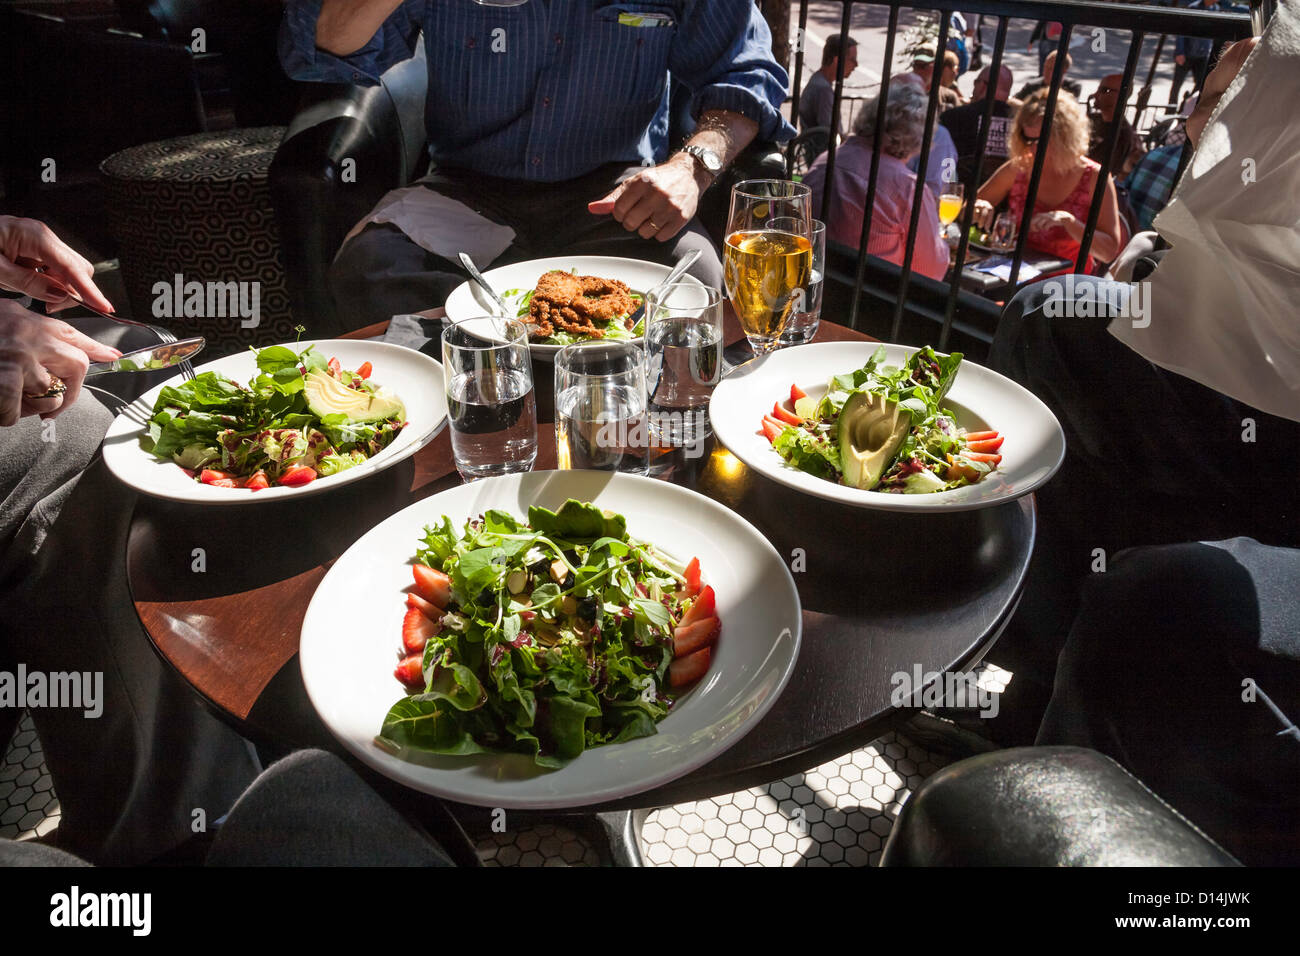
[125,309,1035,810]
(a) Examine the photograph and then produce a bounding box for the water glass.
[991,212,1017,252]
[441,316,537,481]
[554,341,647,475]
[644,280,724,445]
[775,218,826,346]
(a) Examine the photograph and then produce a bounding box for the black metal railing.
[785,0,1251,351]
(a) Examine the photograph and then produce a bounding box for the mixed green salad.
[379,500,719,769]
[141,345,406,490]
[759,346,1005,494]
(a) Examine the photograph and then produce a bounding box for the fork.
[34,269,197,381]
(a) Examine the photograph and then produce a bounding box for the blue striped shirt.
[280,0,795,182]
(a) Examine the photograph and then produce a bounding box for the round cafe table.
[125,310,1035,819]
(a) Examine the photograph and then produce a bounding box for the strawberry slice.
[279,465,317,487]
[327,356,341,377]
[669,647,711,688]
[673,615,720,657]
[963,451,1002,464]
[244,470,270,491]
[966,436,1004,453]
[394,653,425,689]
[199,468,236,484]
[207,478,240,488]
[402,607,438,653]
[413,565,452,608]
[406,592,444,622]
[771,402,801,426]
[963,430,999,441]
[679,585,716,628]
[683,557,702,597]
[761,419,783,444]
[356,361,372,379]
[791,383,807,402]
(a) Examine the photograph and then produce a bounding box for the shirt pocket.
[591,3,678,108]
[426,3,534,131]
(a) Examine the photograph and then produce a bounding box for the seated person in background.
[937,49,962,100]
[1087,73,1147,178]
[1123,141,1185,231]
[974,89,1124,272]
[941,65,1016,184]
[798,33,858,148]
[279,1,793,330]
[1015,50,1083,101]
[907,99,959,198]
[804,84,949,281]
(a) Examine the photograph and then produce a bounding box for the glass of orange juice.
[938,182,964,241]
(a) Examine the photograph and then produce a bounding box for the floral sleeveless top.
[1009,158,1101,273]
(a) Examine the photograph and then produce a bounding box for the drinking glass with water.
[774,218,825,346]
[441,316,538,481]
[554,341,647,474]
[644,280,723,445]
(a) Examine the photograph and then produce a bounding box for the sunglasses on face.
[1022,133,1041,144]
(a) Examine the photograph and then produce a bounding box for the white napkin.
[1109,1,1300,423]
[340,179,517,267]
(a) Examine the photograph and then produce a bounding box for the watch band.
[680,145,723,179]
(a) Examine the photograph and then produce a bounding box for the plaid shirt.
[1123,144,1184,232]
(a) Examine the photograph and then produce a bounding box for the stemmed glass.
[722,180,813,355]
[938,182,964,242]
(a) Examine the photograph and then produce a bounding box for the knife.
[85,337,206,377]
[458,252,513,317]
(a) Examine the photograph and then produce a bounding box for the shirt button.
[554,33,563,45]
[542,96,552,107]
[532,156,542,167]
[467,37,476,48]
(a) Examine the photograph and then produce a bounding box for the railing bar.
[903,0,1247,37]
[818,0,857,224]
[787,0,813,178]
[848,2,900,332]
[890,9,951,342]
[1075,29,1144,273]
[1003,23,1073,299]
[939,15,1009,352]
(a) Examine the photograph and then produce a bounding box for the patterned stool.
[100,128,296,355]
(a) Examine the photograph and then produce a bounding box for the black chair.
[269,46,785,335]
[880,746,1240,866]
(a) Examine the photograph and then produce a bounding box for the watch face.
[689,146,722,172]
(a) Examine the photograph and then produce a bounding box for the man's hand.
[0,216,114,314]
[0,300,120,425]
[1186,37,1258,149]
[587,153,710,241]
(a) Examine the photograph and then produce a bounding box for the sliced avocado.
[838,390,910,490]
[303,370,404,424]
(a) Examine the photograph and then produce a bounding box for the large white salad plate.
[710,341,1066,512]
[298,470,802,809]
[443,255,706,357]
[102,339,447,504]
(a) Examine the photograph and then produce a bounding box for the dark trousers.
[985,275,1300,724]
[1037,538,1300,866]
[1171,55,1210,105]
[330,163,725,331]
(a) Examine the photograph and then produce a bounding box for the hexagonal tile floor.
[0,711,62,843]
[9,663,1000,865]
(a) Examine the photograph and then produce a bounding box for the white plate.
[102,339,447,504]
[710,341,1065,512]
[443,255,706,357]
[299,470,802,809]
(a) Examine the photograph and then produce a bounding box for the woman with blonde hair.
[974,89,1123,273]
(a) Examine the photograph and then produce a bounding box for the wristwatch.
[680,145,723,180]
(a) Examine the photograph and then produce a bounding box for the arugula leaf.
[772,426,841,481]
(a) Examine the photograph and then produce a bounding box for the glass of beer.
[938,182,964,241]
[723,180,813,354]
